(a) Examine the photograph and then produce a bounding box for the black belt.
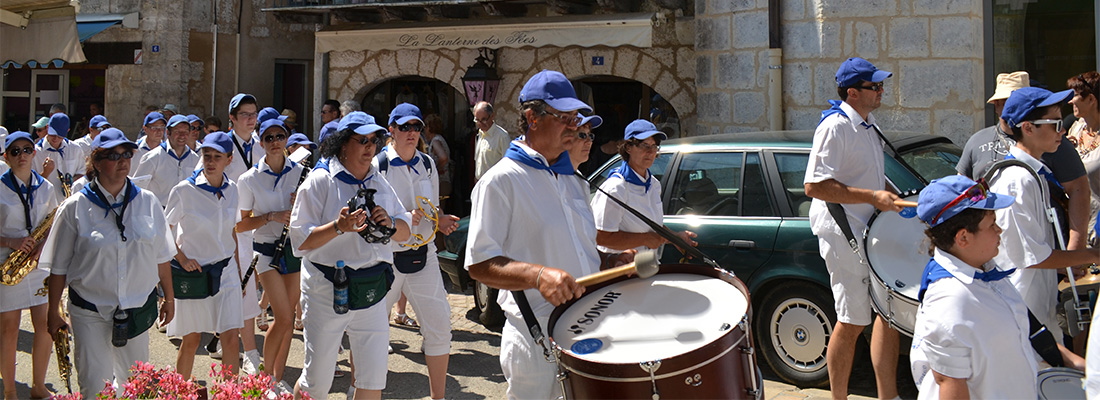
[170,257,232,273]
[253,241,283,257]
[69,287,158,313]
[310,261,391,283]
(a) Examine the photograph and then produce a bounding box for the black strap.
[9,179,33,234]
[375,150,433,175]
[869,124,924,185]
[512,289,551,359]
[90,180,133,242]
[1027,309,1064,367]
[231,133,252,168]
[826,202,863,263]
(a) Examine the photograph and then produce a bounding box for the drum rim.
[863,195,924,301]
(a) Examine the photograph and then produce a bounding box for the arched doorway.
[359,76,474,216]
[572,75,681,176]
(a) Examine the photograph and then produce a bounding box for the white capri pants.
[69,301,151,399]
[296,261,390,397]
[384,244,452,356]
[500,313,562,400]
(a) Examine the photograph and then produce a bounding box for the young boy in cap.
[132,112,168,176]
[911,175,1084,399]
[133,115,199,203]
[988,86,1100,346]
[33,113,82,198]
[225,94,264,182]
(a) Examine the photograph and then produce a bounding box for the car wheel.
[474,280,505,327]
[754,281,835,388]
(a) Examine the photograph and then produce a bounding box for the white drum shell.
[865,195,927,337]
[1037,367,1086,400]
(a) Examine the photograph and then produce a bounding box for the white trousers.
[384,245,452,356]
[500,315,562,400]
[296,262,389,397]
[69,301,150,399]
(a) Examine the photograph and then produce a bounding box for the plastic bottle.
[333,260,349,314]
[112,308,129,347]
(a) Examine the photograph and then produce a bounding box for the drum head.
[865,195,928,301]
[550,273,748,364]
[1037,367,1086,400]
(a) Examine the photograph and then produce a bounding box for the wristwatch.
[334,221,345,235]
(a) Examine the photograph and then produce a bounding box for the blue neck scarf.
[45,139,66,158]
[504,142,574,176]
[612,163,652,193]
[187,169,229,200]
[1,170,44,205]
[917,257,1015,302]
[80,179,139,218]
[390,154,421,175]
[819,100,848,125]
[316,158,373,187]
[260,158,295,189]
[167,144,190,164]
[1004,153,1064,190]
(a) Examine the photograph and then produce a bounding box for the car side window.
[741,153,775,217]
[589,152,673,196]
[668,152,743,216]
[774,152,812,217]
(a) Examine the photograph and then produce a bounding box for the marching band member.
[237,117,305,391]
[187,114,205,150]
[562,114,601,171]
[165,131,243,379]
[42,128,176,399]
[133,115,199,204]
[290,111,410,400]
[32,113,82,198]
[131,112,168,176]
[286,133,316,155]
[374,103,459,400]
[73,115,110,164]
[591,119,696,254]
[0,131,57,399]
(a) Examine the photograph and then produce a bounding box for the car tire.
[474,280,505,327]
[754,281,836,388]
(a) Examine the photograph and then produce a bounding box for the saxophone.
[54,326,73,393]
[1,206,57,285]
[57,170,72,198]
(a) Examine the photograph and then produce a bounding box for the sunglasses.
[397,123,423,133]
[932,179,990,223]
[543,110,581,126]
[1025,119,1064,132]
[6,146,33,156]
[354,135,382,147]
[97,150,135,162]
[632,142,660,152]
[262,133,287,143]
[857,82,884,92]
[575,131,595,141]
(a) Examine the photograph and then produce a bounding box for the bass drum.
[1037,367,1086,400]
[548,264,761,399]
[864,195,928,337]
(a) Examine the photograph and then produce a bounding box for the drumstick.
[576,250,659,287]
[895,200,918,208]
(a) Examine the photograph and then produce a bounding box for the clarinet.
[268,159,312,272]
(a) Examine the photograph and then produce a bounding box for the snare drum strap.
[1027,310,1065,368]
[825,202,863,263]
[511,290,552,359]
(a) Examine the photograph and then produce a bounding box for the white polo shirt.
[131,136,163,176]
[988,146,1060,341]
[289,158,410,270]
[803,101,885,237]
[132,144,199,204]
[238,155,306,243]
[465,141,599,321]
[0,171,58,261]
[910,249,1039,399]
[591,164,664,253]
[164,171,239,266]
[32,137,83,198]
[371,146,439,250]
[39,179,175,314]
[475,123,510,180]
[225,130,265,182]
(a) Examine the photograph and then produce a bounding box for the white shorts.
[384,244,452,356]
[818,235,873,326]
[0,268,48,312]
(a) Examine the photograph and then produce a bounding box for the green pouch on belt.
[282,245,302,274]
[127,291,160,339]
[170,258,228,299]
[348,269,393,310]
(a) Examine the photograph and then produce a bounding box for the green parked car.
[437,131,961,387]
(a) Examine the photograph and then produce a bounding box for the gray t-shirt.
[957,124,1086,183]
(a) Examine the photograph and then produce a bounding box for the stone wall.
[696,0,985,145]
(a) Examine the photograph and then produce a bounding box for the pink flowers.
[51,361,309,400]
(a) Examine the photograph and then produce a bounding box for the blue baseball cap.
[47,113,70,137]
[338,111,386,136]
[579,114,603,129]
[187,114,204,126]
[167,114,191,128]
[259,118,289,137]
[92,128,138,150]
[257,107,287,124]
[89,115,110,129]
[917,175,1014,227]
[143,111,167,127]
[1000,87,1073,128]
[835,57,892,88]
[199,131,234,155]
[388,103,423,126]
[4,131,33,151]
[286,133,317,150]
[518,70,592,113]
[623,119,667,141]
[229,93,257,114]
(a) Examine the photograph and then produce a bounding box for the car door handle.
[728,240,756,249]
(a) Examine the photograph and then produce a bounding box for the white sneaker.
[347,384,356,399]
[388,344,394,354]
[209,342,222,359]
[242,350,262,375]
[276,380,292,395]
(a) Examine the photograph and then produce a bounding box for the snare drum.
[865,195,929,337]
[548,264,761,399]
[1037,367,1086,400]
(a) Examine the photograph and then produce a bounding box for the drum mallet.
[576,250,659,287]
[895,200,918,208]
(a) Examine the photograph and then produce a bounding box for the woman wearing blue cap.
[164,131,244,380]
[131,112,168,176]
[591,119,696,253]
[911,175,1083,399]
[0,131,57,399]
[289,111,411,399]
[236,118,307,391]
[562,113,601,171]
[41,128,176,399]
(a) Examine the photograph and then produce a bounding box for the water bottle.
[111,308,129,347]
[333,260,349,314]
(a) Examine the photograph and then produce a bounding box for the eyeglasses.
[398,123,423,133]
[235,111,258,119]
[145,126,166,133]
[857,82,884,92]
[542,110,581,126]
[354,135,382,147]
[473,117,491,124]
[6,146,33,156]
[932,179,990,223]
[262,133,287,143]
[97,150,135,162]
[632,142,660,152]
[1025,119,1064,132]
[575,131,595,141]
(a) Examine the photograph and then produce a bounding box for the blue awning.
[75,14,125,42]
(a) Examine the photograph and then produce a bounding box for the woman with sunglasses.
[235,118,306,392]
[989,87,1100,347]
[0,131,57,399]
[290,111,410,400]
[563,114,602,171]
[591,119,697,254]
[42,128,176,399]
[1066,72,1100,243]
